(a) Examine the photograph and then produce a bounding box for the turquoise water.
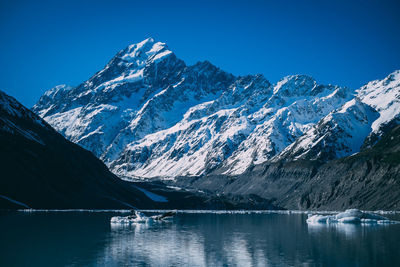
[0,211,399,266]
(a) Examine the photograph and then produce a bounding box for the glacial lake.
[1,210,400,266]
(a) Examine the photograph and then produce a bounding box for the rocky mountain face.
[170,120,400,210]
[33,38,400,180]
[275,70,400,162]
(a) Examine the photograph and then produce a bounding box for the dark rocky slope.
[1,90,279,210]
[0,90,155,209]
[170,123,400,210]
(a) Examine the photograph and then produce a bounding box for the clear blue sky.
[1,0,400,107]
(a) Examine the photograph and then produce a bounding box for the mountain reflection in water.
[0,211,399,266]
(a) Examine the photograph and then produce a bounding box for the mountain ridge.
[33,38,400,179]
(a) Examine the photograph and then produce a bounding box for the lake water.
[1,210,400,266]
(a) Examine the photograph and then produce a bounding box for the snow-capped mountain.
[275,70,400,162]
[33,38,400,179]
[275,99,379,161]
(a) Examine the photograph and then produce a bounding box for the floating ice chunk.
[111,211,151,224]
[337,216,361,224]
[110,211,176,225]
[307,209,399,225]
[334,209,363,220]
[306,215,335,224]
[334,208,388,221]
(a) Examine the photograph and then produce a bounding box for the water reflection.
[307,221,361,237]
[99,213,400,266]
[307,220,392,239]
[104,220,271,266]
[103,223,207,266]
[0,212,399,266]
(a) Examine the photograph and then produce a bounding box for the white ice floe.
[111,212,151,224]
[110,211,176,225]
[306,209,399,225]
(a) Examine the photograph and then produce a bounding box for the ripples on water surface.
[0,210,399,266]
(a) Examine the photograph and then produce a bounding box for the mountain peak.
[383,69,400,85]
[120,38,172,64]
[360,69,400,90]
[138,37,155,44]
[43,84,72,98]
[279,74,316,86]
[356,69,400,133]
[190,60,219,72]
[273,74,317,96]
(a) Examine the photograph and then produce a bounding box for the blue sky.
[1,0,400,107]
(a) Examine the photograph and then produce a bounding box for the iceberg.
[111,211,150,224]
[110,211,176,225]
[307,209,399,225]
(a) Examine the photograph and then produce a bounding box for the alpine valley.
[25,37,400,210]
